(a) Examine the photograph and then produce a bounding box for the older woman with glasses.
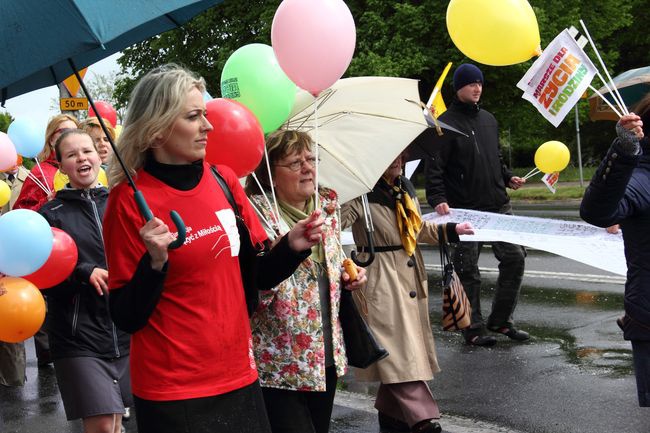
[245,129,366,433]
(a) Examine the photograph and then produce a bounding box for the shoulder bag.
[438,225,472,331]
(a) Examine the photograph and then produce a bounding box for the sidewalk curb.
[334,390,527,433]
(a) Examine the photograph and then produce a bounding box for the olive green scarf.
[278,196,325,265]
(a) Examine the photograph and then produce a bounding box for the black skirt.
[134,380,271,433]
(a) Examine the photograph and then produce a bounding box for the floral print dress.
[249,188,347,391]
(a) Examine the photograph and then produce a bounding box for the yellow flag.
[426,62,453,118]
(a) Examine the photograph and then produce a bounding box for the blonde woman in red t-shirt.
[103,64,327,433]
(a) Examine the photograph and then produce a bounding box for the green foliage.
[0,112,13,133]
[115,0,650,166]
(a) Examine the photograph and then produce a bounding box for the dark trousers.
[261,366,337,433]
[632,340,650,407]
[453,240,525,330]
[133,380,271,433]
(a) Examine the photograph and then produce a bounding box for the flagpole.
[580,20,629,115]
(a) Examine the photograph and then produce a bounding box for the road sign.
[61,68,87,97]
[59,98,88,111]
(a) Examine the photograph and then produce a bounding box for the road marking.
[425,264,626,285]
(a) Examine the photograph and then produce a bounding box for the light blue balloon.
[0,209,53,277]
[203,91,213,102]
[7,118,46,159]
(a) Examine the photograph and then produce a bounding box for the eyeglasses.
[274,156,319,172]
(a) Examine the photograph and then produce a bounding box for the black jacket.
[580,140,650,341]
[39,187,130,359]
[425,99,513,211]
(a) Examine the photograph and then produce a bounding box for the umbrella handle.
[350,228,375,267]
[134,191,186,250]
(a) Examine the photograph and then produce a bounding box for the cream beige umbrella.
[284,76,430,204]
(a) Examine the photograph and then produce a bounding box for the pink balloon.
[272,0,356,96]
[0,132,18,172]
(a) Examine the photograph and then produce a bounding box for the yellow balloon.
[0,180,10,207]
[534,141,570,174]
[53,168,108,191]
[446,0,541,66]
[114,124,122,140]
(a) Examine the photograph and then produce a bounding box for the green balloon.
[221,43,297,133]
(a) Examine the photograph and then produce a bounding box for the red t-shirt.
[103,163,268,401]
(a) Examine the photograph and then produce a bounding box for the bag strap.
[209,166,242,220]
[438,224,453,275]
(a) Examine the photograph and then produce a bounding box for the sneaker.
[488,325,530,341]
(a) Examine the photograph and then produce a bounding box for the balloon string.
[34,161,52,193]
[314,99,320,211]
[247,197,278,240]
[262,146,282,228]
[522,167,540,180]
[250,173,281,235]
[26,170,50,195]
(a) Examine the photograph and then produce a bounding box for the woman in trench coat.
[341,153,473,433]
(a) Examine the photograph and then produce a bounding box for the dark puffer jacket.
[580,140,650,341]
[425,99,513,211]
[39,187,130,359]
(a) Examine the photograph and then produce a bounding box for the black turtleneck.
[143,152,204,191]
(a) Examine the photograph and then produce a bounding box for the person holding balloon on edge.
[424,63,529,347]
[12,113,80,368]
[38,128,131,433]
[103,64,327,433]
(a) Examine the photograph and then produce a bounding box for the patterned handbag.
[438,226,472,331]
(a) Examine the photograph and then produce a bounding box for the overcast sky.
[1,53,121,127]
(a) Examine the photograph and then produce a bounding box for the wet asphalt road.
[3,202,650,432]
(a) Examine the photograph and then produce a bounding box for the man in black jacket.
[425,63,529,347]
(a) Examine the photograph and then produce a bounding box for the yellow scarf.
[392,184,422,256]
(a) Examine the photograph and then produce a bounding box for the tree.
[0,111,13,133]
[115,0,646,167]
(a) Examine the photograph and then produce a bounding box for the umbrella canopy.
[0,0,222,104]
[588,66,650,121]
[0,0,222,249]
[405,115,468,161]
[286,76,440,204]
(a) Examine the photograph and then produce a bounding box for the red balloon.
[205,98,265,178]
[88,101,118,128]
[23,228,78,289]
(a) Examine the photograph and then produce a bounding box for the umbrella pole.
[69,59,186,249]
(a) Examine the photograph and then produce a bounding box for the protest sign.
[423,208,626,276]
[518,29,597,127]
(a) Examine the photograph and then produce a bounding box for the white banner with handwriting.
[423,208,626,276]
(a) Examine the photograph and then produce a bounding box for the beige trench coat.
[341,196,442,384]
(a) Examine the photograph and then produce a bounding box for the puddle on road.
[527,324,634,377]
[428,280,634,377]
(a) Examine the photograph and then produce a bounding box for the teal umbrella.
[588,66,650,121]
[0,0,224,248]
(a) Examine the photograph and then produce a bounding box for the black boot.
[411,419,442,433]
[378,412,410,433]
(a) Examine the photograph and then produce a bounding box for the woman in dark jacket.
[580,110,650,407]
[39,129,131,433]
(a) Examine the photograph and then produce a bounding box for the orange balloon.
[0,277,46,343]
